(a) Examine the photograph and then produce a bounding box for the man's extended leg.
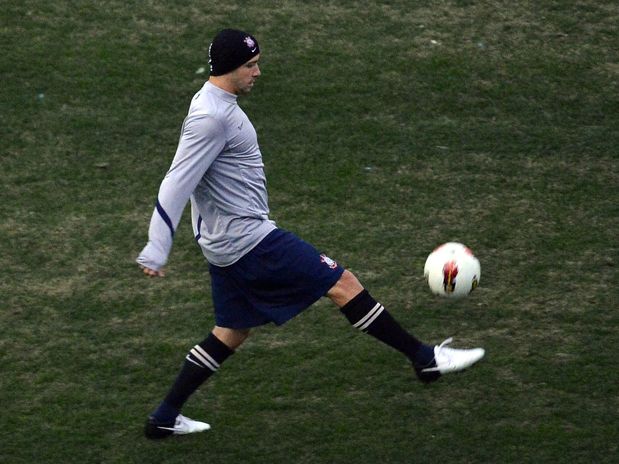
[328,270,484,383]
[144,327,249,439]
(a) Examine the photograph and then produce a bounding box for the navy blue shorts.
[209,229,345,329]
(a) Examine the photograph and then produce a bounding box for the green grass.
[1,1,618,463]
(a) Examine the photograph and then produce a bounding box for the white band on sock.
[187,345,220,372]
[353,302,385,331]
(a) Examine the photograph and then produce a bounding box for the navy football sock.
[152,332,234,421]
[152,401,179,423]
[340,290,434,368]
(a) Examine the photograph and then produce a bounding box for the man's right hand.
[139,265,166,277]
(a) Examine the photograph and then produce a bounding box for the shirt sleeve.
[136,114,226,270]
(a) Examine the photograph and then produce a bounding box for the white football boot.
[423,337,485,374]
[417,337,485,382]
[145,414,210,439]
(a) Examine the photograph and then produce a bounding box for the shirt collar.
[204,81,238,103]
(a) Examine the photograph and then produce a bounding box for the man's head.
[208,29,261,95]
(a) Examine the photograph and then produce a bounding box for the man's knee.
[327,269,365,307]
[212,326,250,350]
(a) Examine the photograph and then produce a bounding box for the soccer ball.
[424,242,480,298]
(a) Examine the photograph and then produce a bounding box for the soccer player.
[137,29,485,439]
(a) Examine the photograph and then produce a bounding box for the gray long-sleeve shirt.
[137,81,276,270]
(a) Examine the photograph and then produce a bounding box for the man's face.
[230,55,261,95]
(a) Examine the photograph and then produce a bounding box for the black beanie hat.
[209,29,260,76]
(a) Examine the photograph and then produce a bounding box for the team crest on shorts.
[320,254,338,269]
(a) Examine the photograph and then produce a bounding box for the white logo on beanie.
[244,36,257,52]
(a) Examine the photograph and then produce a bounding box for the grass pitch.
[1,1,618,463]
